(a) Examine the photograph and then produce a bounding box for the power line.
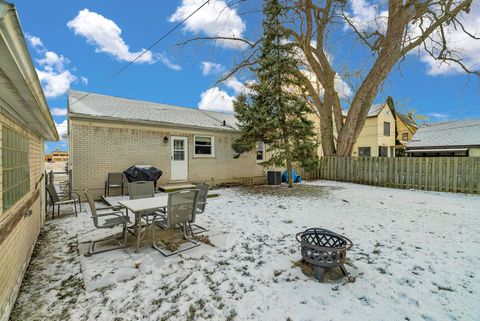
[69,0,211,108]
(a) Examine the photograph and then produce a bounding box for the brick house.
[68,91,267,199]
[0,2,58,320]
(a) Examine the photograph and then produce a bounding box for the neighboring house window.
[194,136,214,156]
[256,142,265,161]
[2,126,30,211]
[384,122,390,136]
[358,147,371,157]
[379,146,388,157]
[402,133,408,141]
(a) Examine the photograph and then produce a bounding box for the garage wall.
[69,118,266,198]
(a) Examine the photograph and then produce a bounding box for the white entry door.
[171,136,188,181]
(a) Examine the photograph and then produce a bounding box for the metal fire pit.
[296,228,353,281]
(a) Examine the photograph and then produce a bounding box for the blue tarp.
[282,169,302,183]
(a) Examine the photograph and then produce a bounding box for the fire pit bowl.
[296,228,353,282]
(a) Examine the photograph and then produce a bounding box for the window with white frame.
[194,136,214,156]
[256,142,265,161]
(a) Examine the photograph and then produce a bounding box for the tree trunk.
[286,157,293,188]
[335,4,410,156]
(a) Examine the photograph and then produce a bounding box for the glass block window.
[194,136,214,156]
[2,126,30,211]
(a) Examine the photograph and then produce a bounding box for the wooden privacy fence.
[302,157,480,194]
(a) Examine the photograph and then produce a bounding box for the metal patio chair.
[127,181,155,199]
[127,180,159,221]
[104,172,124,196]
[151,189,200,256]
[189,182,209,234]
[46,184,81,219]
[85,189,129,255]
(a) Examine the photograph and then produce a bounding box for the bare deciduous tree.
[178,0,479,156]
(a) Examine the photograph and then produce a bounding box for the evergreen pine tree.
[232,0,318,188]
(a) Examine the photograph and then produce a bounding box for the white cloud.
[37,51,69,72]
[80,76,89,85]
[36,68,76,98]
[50,108,67,116]
[169,0,246,49]
[67,9,181,70]
[198,87,235,113]
[418,4,480,76]
[345,1,480,76]
[55,119,68,140]
[427,112,449,121]
[26,34,44,49]
[27,34,79,97]
[302,70,352,100]
[344,0,388,34]
[201,61,224,75]
[155,53,182,71]
[224,76,251,95]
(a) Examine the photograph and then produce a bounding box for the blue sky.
[12,0,480,153]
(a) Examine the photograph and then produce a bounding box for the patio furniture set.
[85,174,210,257]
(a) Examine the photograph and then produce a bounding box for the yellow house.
[0,2,58,320]
[308,99,398,157]
[394,113,418,156]
[344,102,397,157]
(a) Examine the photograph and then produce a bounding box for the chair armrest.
[71,191,81,201]
[93,211,124,218]
[97,205,125,211]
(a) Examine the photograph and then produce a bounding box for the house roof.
[406,119,480,149]
[397,113,418,129]
[341,103,389,118]
[68,90,239,132]
[0,2,58,140]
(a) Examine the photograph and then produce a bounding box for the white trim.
[256,142,265,162]
[193,135,215,157]
[171,136,188,181]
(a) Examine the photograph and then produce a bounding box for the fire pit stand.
[296,228,353,281]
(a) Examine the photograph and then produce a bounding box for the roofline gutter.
[68,112,241,134]
[0,2,58,141]
[406,144,480,150]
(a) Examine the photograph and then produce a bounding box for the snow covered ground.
[11,180,480,321]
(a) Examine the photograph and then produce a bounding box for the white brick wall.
[70,118,267,199]
[0,112,45,321]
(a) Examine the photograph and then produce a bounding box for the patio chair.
[189,182,209,234]
[84,189,129,255]
[104,172,124,196]
[46,184,81,219]
[127,181,154,199]
[151,189,200,256]
[127,181,159,222]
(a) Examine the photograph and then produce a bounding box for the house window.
[194,136,214,156]
[379,146,388,157]
[256,142,265,161]
[2,126,30,211]
[402,133,408,141]
[383,122,390,136]
[358,147,371,157]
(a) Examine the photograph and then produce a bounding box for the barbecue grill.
[123,165,162,188]
[296,228,353,282]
